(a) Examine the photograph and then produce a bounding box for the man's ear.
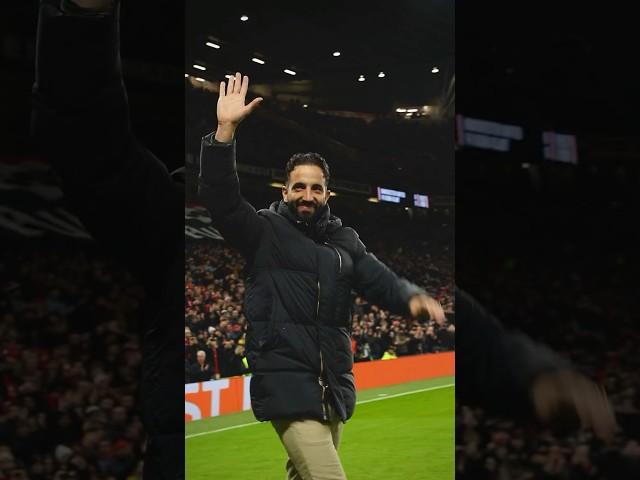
[325,188,332,203]
[282,185,288,202]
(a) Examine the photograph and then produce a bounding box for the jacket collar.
[270,200,342,241]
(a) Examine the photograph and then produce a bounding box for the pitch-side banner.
[185,352,455,422]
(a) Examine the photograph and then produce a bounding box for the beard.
[287,198,323,223]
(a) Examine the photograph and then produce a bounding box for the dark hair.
[285,152,330,187]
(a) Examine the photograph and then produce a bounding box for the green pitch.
[186,376,454,479]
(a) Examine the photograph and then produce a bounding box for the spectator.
[188,350,212,383]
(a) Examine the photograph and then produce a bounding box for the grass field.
[186,376,454,479]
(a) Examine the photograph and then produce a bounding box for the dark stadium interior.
[456,4,640,479]
[2,1,454,478]
[3,1,640,479]
[184,0,455,385]
[1,2,185,478]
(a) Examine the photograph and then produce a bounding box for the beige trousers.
[271,404,347,480]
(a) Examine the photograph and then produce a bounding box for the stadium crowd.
[456,263,640,479]
[456,161,640,479]
[1,242,146,479]
[185,239,454,384]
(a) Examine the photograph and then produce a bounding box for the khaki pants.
[271,404,346,480]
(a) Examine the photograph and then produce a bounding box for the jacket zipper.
[318,243,341,421]
[317,280,328,420]
[325,242,342,273]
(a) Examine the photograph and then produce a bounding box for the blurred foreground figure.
[31,1,184,477]
[456,288,617,442]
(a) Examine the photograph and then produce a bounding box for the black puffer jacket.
[198,135,425,422]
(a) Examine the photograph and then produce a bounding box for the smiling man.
[282,153,330,223]
[198,72,445,480]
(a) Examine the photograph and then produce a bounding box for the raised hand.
[215,72,263,142]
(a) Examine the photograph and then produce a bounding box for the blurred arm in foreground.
[456,287,617,443]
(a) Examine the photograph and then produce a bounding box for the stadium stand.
[1,240,146,479]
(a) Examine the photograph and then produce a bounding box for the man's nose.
[303,189,313,201]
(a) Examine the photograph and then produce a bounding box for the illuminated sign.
[377,187,406,204]
[543,131,578,164]
[413,194,429,208]
[456,115,524,152]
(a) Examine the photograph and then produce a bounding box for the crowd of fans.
[456,262,640,479]
[185,237,454,384]
[456,155,640,478]
[1,241,145,479]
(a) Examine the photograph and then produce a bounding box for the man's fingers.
[240,75,249,97]
[425,297,446,324]
[409,295,445,324]
[245,97,263,113]
[234,72,242,93]
[570,378,593,430]
[227,75,235,94]
[537,372,619,443]
[219,81,226,97]
[590,386,617,442]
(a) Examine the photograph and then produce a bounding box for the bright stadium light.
[193,64,206,71]
[251,58,265,65]
[240,15,249,21]
[303,104,308,108]
[367,197,380,203]
[284,69,297,75]
[184,73,189,78]
[407,108,418,113]
[431,66,440,73]
[206,42,221,49]
[195,77,205,82]
[396,108,407,113]
[358,75,365,82]
[333,51,341,57]
[378,72,385,78]
[269,182,285,188]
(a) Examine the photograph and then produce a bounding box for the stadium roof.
[457,4,638,135]
[185,0,454,114]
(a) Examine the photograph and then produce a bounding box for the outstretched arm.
[456,287,617,442]
[352,232,445,324]
[198,72,265,258]
[31,0,182,280]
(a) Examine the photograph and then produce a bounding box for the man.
[31,1,183,477]
[199,72,446,480]
[189,350,212,383]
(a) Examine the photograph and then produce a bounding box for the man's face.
[282,165,330,221]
